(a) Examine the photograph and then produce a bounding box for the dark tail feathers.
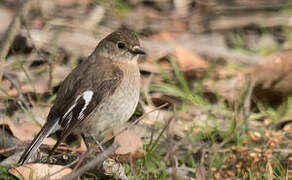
[18,120,58,165]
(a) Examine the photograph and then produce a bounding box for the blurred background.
[0,0,292,179]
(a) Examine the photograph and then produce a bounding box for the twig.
[2,72,30,110]
[47,61,53,90]
[0,0,34,65]
[61,143,120,180]
[0,141,23,154]
[72,147,95,172]
[242,75,255,132]
[0,140,84,155]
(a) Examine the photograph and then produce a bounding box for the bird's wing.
[18,55,123,165]
[48,55,123,152]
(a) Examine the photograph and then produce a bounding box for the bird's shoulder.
[60,55,122,95]
[47,55,123,121]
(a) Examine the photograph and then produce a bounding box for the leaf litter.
[0,0,291,179]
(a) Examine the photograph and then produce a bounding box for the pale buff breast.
[79,62,140,137]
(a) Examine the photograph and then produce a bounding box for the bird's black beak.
[132,46,146,55]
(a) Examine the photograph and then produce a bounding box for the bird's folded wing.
[47,56,123,152]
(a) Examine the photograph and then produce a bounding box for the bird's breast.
[80,64,140,137]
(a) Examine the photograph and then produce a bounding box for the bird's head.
[96,29,146,63]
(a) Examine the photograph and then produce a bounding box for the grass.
[228,28,280,56]
[1,41,290,180]
[229,24,292,56]
[0,166,16,180]
[1,56,290,180]
[129,59,290,179]
[151,58,210,105]
[125,123,170,180]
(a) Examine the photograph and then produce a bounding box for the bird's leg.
[81,133,104,152]
[90,134,104,152]
[81,133,90,150]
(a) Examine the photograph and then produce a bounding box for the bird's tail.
[18,120,58,165]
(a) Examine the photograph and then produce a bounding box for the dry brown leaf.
[173,46,208,71]
[114,129,145,160]
[230,146,248,152]
[150,46,208,71]
[0,119,56,145]
[6,83,48,97]
[252,50,292,94]
[151,31,179,41]
[9,163,72,180]
[205,50,292,104]
[248,131,261,141]
[288,157,292,169]
[76,138,87,152]
[288,169,292,179]
[152,31,208,71]
[283,124,292,133]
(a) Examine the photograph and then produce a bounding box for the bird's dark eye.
[117,42,125,49]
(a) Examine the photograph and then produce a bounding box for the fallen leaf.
[230,146,248,152]
[9,163,72,180]
[248,131,261,141]
[204,50,292,105]
[283,124,292,133]
[6,83,48,97]
[151,31,179,41]
[251,50,292,94]
[173,46,208,71]
[0,119,56,145]
[151,31,209,71]
[288,169,292,179]
[114,129,145,161]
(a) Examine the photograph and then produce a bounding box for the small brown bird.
[18,29,145,165]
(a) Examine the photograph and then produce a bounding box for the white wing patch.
[63,104,76,121]
[78,90,94,119]
[61,90,94,125]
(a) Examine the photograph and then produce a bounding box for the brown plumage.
[18,29,145,165]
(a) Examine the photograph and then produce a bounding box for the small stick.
[61,143,120,180]
[0,141,23,154]
[2,72,30,110]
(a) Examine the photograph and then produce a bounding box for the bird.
[18,29,145,165]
